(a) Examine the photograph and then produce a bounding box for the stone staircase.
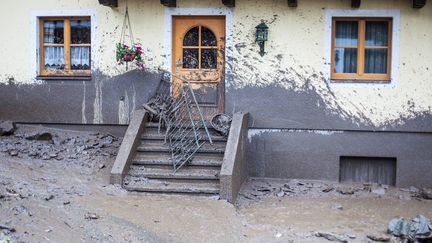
[122,122,228,194]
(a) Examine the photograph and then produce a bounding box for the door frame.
[163,7,233,113]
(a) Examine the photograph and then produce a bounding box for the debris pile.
[239,178,432,203]
[0,123,121,168]
[388,215,432,242]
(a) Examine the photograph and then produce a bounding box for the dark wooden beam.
[161,0,176,7]
[222,0,235,7]
[351,0,361,8]
[287,0,297,7]
[413,0,427,8]
[98,0,118,7]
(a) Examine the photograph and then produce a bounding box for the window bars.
[144,70,213,172]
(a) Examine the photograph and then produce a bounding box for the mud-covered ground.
[0,126,431,243]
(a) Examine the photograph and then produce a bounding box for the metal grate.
[145,70,213,172]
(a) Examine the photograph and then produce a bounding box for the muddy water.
[1,149,432,242]
[80,190,432,243]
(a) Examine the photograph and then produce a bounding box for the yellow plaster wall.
[0,0,431,127]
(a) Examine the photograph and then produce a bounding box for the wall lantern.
[255,21,269,57]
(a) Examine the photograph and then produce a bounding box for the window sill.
[36,75,92,81]
[330,79,391,84]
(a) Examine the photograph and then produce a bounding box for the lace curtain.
[43,19,91,71]
[71,47,90,70]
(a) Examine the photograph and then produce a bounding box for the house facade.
[1,0,431,187]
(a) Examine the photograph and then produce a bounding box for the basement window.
[331,18,392,82]
[339,156,396,186]
[39,17,91,77]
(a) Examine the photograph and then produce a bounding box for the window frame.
[39,16,91,77]
[181,25,218,71]
[331,17,392,82]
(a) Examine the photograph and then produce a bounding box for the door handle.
[175,59,183,74]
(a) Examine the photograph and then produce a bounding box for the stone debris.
[420,188,432,200]
[239,178,408,203]
[25,132,53,141]
[315,232,348,242]
[84,212,100,220]
[0,121,15,136]
[0,125,121,169]
[0,225,16,233]
[387,214,432,241]
[366,233,390,242]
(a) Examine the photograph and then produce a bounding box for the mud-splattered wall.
[0,0,431,130]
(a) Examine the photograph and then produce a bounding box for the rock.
[322,186,334,193]
[0,121,15,136]
[44,195,54,201]
[409,186,419,193]
[98,163,105,169]
[420,188,432,200]
[0,224,16,232]
[84,212,100,220]
[388,215,432,240]
[48,153,58,158]
[371,187,386,196]
[332,204,343,210]
[8,150,18,156]
[315,232,348,242]
[367,234,390,242]
[63,201,70,205]
[337,188,355,195]
[276,191,285,197]
[25,132,53,141]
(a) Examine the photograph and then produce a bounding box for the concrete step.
[140,139,226,147]
[136,142,226,154]
[141,133,227,142]
[123,177,219,194]
[133,154,223,167]
[128,165,220,180]
[144,124,223,137]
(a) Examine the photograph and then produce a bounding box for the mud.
[1,127,432,242]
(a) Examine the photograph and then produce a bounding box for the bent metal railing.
[144,70,213,172]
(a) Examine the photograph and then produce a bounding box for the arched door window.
[182,26,217,69]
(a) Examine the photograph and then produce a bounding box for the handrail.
[149,69,214,172]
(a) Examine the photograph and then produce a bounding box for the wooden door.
[172,16,225,120]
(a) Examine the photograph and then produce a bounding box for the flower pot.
[122,52,136,62]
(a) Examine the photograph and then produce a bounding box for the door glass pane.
[182,48,199,69]
[201,27,217,46]
[44,46,64,70]
[183,27,199,46]
[335,21,358,47]
[71,20,91,44]
[43,20,64,44]
[201,49,217,69]
[365,21,388,47]
[71,47,91,70]
[365,48,387,74]
[334,48,357,73]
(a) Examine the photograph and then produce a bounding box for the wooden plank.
[287,0,297,7]
[161,0,176,7]
[98,0,118,7]
[222,0,235,7]
[351,0,361,8]
[413,0,427,8]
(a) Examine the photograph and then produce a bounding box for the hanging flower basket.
[116,43,144,69]
[116,6,144,70]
